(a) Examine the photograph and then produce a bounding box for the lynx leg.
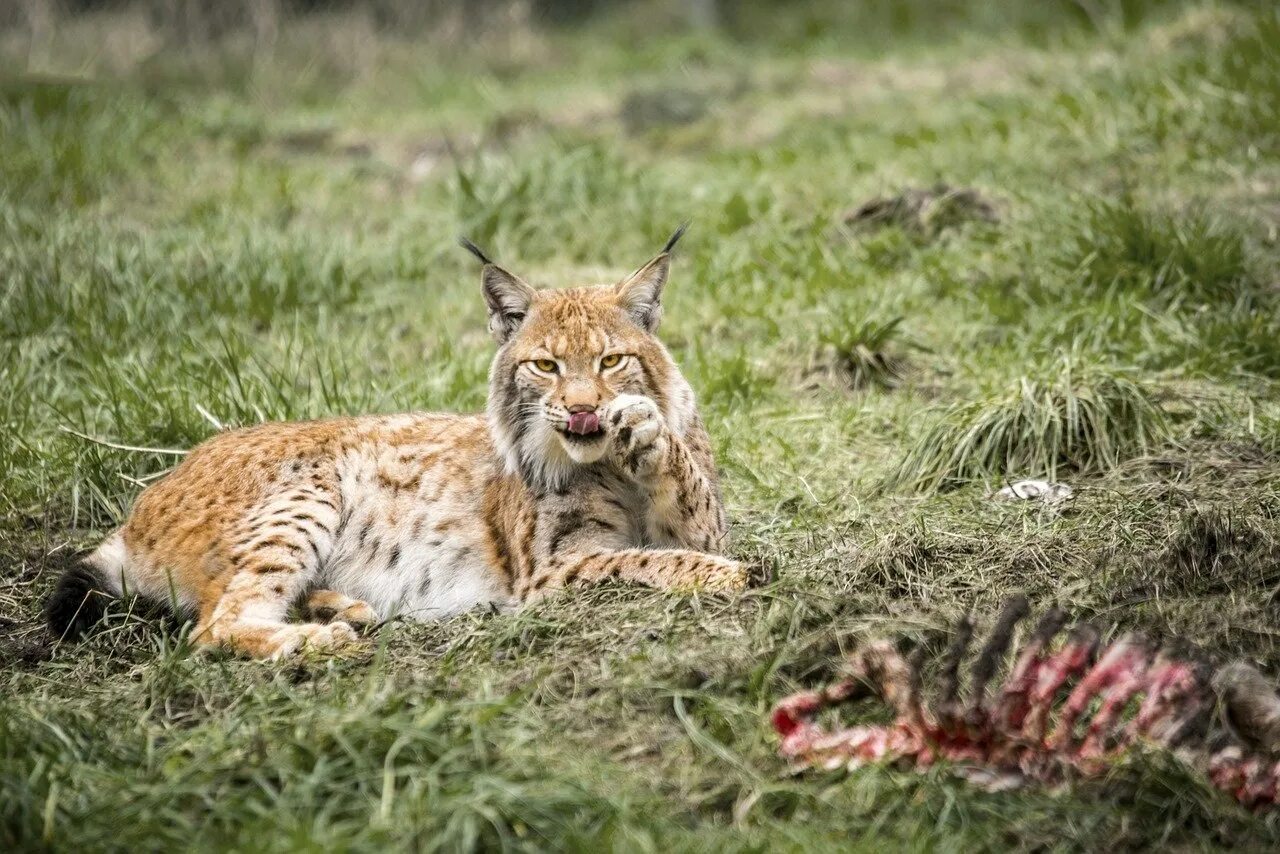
[195,577,358,660]
[528,548,749,599]
[193,501,354,660]
[303,589,379,629]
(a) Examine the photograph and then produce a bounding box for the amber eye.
[600,354,623,369]
[532,358,558,374]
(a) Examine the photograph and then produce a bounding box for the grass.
[886,356,1171,492]
[816,311,910,390]
[3,0,1280,850]
[1059,190,1259,302]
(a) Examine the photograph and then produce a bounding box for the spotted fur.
[47,234,750,659]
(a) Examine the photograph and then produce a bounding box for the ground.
[3,1,1280,850]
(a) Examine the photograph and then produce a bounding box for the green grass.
[816,311,910,390]
[4,1,1280,850]
[1059,191,1259,301]
[885,356,1170,492]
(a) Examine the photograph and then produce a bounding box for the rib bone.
[772,600,1280,809]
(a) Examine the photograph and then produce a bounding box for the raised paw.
[267,621,359,661]
[606,393,668,477]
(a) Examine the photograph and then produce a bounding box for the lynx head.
[462,226,697,490]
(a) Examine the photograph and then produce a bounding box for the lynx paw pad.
[608,394,667,475]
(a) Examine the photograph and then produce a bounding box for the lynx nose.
[566,404,600,435]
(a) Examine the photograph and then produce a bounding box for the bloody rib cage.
[772,597,1280,808]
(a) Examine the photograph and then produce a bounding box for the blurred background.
[7,0,1207,52]
[7,1,1231,96]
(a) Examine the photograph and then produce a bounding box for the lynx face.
[481,244,692,489]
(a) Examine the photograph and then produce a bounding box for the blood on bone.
[1126,655,1198,742]
[993,608,1068,732]
[772,602,1280,809]
[1023,628,1097,741]
[1049,638,1150,751]
[1078,648,1154,759]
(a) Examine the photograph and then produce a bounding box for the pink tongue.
[568,411,600,435]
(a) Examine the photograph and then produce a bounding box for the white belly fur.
[320,447,514,621]
[321,526,511,621]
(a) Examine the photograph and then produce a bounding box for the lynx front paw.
[672,555,751,594]
[607,394,668,477]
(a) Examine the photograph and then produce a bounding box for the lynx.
[46,227,759,659]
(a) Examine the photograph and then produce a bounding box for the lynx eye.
[532,358,559,374]
[600,354,623,369]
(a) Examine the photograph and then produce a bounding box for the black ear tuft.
[45,562,111,641]
[458,236,495,266]
[662,221,690,255]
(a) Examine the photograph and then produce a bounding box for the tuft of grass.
[1060,192,1259,303]
[885,356,1170,492]
[817,313,909,390]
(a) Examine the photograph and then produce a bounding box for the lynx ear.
[460,237,535,344]
[481,265,535,343]
[616,223,687,332]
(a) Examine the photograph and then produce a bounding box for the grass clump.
[1060,192,1258,302]
[817,313,909,390]
[886,357,1170,492]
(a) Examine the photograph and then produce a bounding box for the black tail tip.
[45,563,111,641]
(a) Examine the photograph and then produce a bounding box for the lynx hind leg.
[196,569,358,660]
[194,502,357,660]
[303,589,379,630]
